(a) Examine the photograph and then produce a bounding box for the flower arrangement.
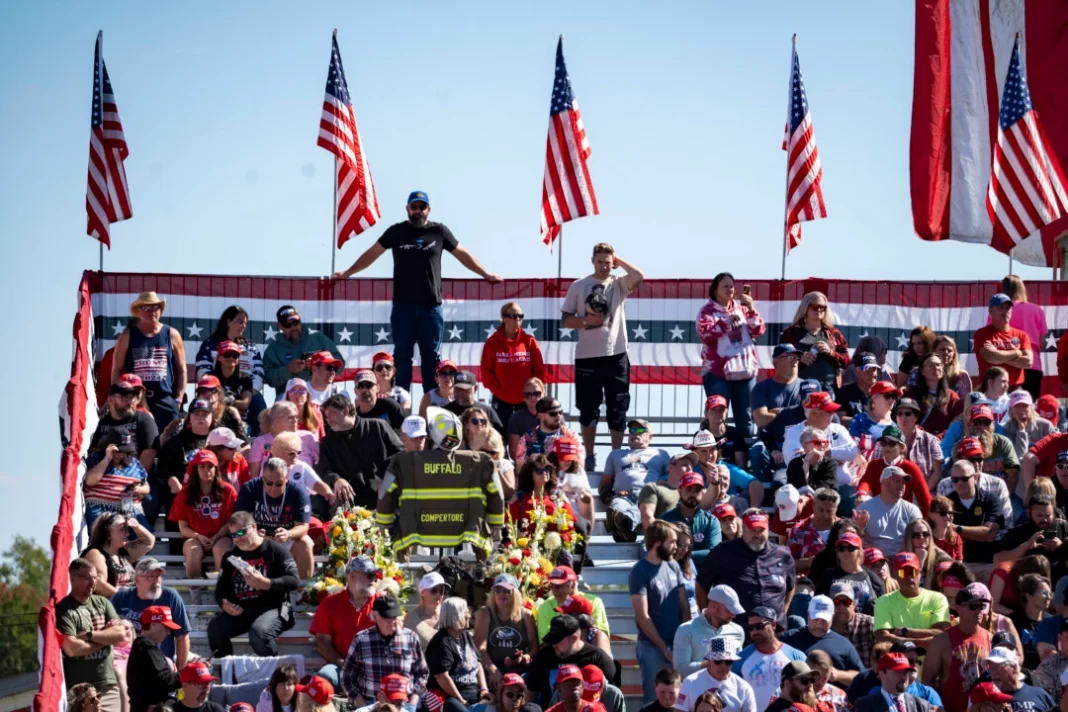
[486,499,584,605]
[302,507,415,605]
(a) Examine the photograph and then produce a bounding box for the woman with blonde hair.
[1004,389,1056,461]
[900,517,951,588]
[481,301,546,430]
[249,401,319,479]
[506,377,545,458]
[932,335,973,398]
[464,419,515,500]
[779,291,849,396]
[473,573,537,688]
[283,378,324,438]
[1000,274,1048,400]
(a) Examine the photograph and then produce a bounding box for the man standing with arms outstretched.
[333,191,502,391]
[561,242,644,471]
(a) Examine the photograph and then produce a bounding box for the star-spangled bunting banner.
[88,274,1068,389]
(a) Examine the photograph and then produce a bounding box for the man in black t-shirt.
[528,615,617,708]
[834,352,878,427]
[946,460,1006,575]
[354,370,405,430]
[333,190,502,390]
[91,373,159,472]
[443,371,505,435]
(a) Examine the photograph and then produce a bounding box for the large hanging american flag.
[540,36,598,251]
[318,30,380,249]
[783,37,827,255]
[986,35,1068,256]
[86,31,132,249]
[86,273,1068,391]
[911,1,1068,268]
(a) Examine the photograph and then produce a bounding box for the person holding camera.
[263,305,344,395]
[995,492,1068,574]
[234,457,314,578]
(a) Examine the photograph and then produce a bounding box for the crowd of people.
[58,192,1068,712]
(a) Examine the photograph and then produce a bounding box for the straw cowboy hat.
[130,291,166,318]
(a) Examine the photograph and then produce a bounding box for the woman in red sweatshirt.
[481,301,546,431]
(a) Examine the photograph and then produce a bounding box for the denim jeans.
[391,303,445,391]
[207,606,288,657]
[702,373,755,439]
[636,639,672,704]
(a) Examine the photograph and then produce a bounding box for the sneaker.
[584,454,597,472]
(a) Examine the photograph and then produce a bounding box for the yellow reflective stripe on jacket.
[375,512,395,526]
[486,512,505,526]
[393,530,491,552]
[397,487,487,505]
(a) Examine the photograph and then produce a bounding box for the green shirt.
[872,589,949,632]
[261,331,345,391]
[56,594,120,688]
[535,593,610,641]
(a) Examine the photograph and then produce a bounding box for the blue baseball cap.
[988,293,1012,309]
[772,343,799,359]
[407,190,429,206]
[858,351,879,369]
[798,379,821,398]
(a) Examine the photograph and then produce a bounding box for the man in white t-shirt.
[855,466,921,558]
[307,351,344,405]
[272,431,334,503]
[561,242,644,471]
[676,635,756,712]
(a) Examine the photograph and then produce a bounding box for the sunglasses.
[469,418,488,426]
[795,679,816,688]
[438,371,458,378]
[113,390,138,399]
[1056,463,1068,470]
[709,660,732,666]
[896,410,918,418]
[431,586,448,595]
[374,364,393,372]
[628,427,648,435]
[524,391,543,399]
[930,510,952,517]
[503,691,523,699]
[232,528,249,538]
[219,352,240,360]
[951,476,973,483]
[357,383,375,390]
[138,305,161,312]
[911,531,931,539]
[503,312,524,320]
[263,480,285,489]
[545,410,563,417]
[809,304,828,311]
[534,467,552,475]
[973,419,993,427]
[409,203,429,211]
[965,602,988,611]
[318,364,339,373]
[833,599,853,607]
[746,621,770,631]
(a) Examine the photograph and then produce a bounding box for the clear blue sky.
[0,2,1053,552]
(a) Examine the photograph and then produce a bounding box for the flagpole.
[330,157,337,276]
[781,34,797,282]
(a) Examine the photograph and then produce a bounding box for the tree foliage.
[0,536,50,676]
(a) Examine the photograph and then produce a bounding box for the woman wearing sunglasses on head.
[481,301,546,433]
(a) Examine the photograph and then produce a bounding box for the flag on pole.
[986,35,1068,257]
[540,36,598,251]
[86,31,132,249]
[783,39,826,254]
[318,30,380,249]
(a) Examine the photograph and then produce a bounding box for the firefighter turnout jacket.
[375,448,505,553]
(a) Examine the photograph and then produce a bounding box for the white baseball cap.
[708,585,746,615]
[402,415,427,438]
[808,595,834,623]
[775,484,801,521]
[986,647,1019,666]
[418,572,450,593]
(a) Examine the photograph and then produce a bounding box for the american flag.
[783,39,826,254]
[540,36,598,251]
[986,36,1068,257]
[318,30,380,249]
[86,31,132,249]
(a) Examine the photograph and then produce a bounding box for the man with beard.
[982,647,1054,712]
[676,636,756,712]
[732,607,807,711]
[561,242,645,471]
[319,394,403,510]
[528,615,617,708]
[111,558,191,669]
[696,509,796,614]
[600,419,670,542]
[856,653,932,712]
[515,397,577,468]
[661,472,721,567]
[262,305,344,393]
[994,493,1068,572]
[780,596,864,685]
[310,555,380,687]
[91,373,158,472]
[921,582,994,712]
[442,371,504,434]
[341,596,428,709]
[961,405,1020,490]
[353,370,405,430]
[630,521,691,704]
[333,190,502,390]
[946,459,1006,580]
[764,661,820,712]
[166,661,226,712]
